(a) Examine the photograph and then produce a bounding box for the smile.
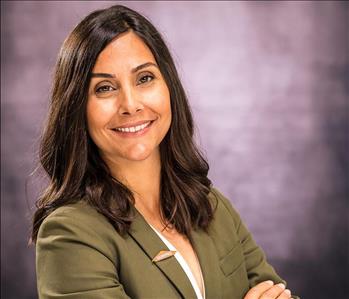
[115,121,151,133]
[111,120,154,137]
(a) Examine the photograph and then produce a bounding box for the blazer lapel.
[128,205,197,299]
[191,228,223,299]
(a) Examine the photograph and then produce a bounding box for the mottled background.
[1,1,348,299]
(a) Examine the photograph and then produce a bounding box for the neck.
[103,150,162,215]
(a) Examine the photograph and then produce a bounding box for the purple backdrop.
[1,1,348,299]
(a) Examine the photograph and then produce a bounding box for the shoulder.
[208,186,242,227]
[37,200,121,260]
[36,201,132,298]
[39,200,113,236]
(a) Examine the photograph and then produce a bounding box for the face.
[86,31,171,166]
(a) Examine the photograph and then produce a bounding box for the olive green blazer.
[36,188,299,299]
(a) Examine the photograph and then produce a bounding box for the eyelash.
[137,74,154,85]
[95,74,154,94]
[95,85,115,93]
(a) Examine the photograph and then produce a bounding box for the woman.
[32,5,299,299]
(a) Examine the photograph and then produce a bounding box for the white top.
[148,223,205,299]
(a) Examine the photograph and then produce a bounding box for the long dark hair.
[31,5,214,243]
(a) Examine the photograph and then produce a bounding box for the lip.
[113,119,154,129]
[110,119,155,137]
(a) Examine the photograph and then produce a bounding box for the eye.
[138,74,154,85]
[95,84,116,94]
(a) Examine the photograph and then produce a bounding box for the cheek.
[86,99,115,133]
[144,85,171,118]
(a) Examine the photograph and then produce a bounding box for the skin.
[244,281,292,299]
[87,30,293,299]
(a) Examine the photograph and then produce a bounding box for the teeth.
[116,121,150,133]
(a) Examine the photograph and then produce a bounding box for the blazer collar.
[128,205,222,299]
[128,206,196,298]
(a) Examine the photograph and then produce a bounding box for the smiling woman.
[31,4,299,299]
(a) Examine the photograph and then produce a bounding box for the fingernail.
[277,283,286,289]
[284,289,291,295]
[265,280,274,285]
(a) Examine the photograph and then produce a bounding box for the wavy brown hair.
[31,5,214,243]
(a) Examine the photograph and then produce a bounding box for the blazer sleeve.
[36,203,131,299]
[212,188,300,299]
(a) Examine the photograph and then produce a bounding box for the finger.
[260,283,286,299]
[244,280,274,299]
[277,289,292,299]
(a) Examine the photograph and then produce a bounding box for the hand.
[244,280,292,299]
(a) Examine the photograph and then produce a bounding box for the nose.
[118,86,143,115]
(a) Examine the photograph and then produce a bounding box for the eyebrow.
[91,62,159,78]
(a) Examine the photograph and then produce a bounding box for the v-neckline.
[148,222,206,299]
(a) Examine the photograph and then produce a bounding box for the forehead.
[92,31,157,73]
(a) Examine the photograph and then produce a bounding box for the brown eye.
[138,74,154,85]
[96,85,115,93]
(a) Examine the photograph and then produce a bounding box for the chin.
[126,152,151,161]
[123,145,157,162]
